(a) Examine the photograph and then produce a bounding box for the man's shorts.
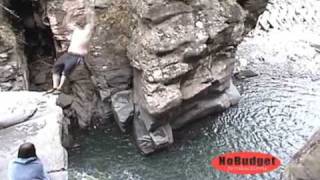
[52,52,84,76]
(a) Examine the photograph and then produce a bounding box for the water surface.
[69,0,320,179]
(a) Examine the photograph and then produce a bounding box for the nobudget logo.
[211,152,281,175]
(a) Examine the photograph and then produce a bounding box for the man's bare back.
[68,26,92,55]
[67,8,95,55]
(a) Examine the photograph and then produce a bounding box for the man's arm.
[64,12,79,31]
[84,1,95,36]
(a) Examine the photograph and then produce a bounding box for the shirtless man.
[47,4,95,94]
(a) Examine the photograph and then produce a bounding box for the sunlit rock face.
[129,0,243,116]
[128,0,268,154]
[46,0,267,154]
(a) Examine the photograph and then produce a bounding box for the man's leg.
[52,74,66,95]
[56,55,81,91]
[46,73,60,93]
[52,73,60,89]
[57,74,67,90]
[47,54,65,93]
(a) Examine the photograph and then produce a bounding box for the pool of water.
[68,75,320,179]
[69,0,320,179]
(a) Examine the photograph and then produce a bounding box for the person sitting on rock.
[46,4,95,95]
[8,142,49,180]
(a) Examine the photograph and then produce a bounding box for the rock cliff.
[0,0,267,155]
[127,0,267,154]
[47,0,133,128]
[46,0,267,154]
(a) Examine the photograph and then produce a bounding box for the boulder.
[171,81,240,129]
[234,69,259,80]
[0,92,68,179]
[111,90,134,132]
[133,111,156,155]
[150,124,173,148]
[132,107,174,155]
[0,107,37,129]
[283,129,320,180]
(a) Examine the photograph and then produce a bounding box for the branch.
[0,3,20,20]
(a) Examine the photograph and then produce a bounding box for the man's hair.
[17,142,37,158]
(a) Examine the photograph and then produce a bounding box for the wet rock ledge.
[0,92,68,179]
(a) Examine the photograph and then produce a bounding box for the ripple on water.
[69,75,320,180]
[69,0,320,179]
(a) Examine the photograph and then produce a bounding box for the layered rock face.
[0,92,68,179]
[47,0,133,128]
[0,20,28,91]
[44,0,266,154]
[127,0,267,154]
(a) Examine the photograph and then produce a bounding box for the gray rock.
[150,124,174,149]
[67,63,106,128]
[56,93,74,108]
[44,0,266,154]
[311,44,320,53]
[0,103,37,129]
[0,21,28,91]
[138,107,163,132]
[127,0,266,153]
[132,108,174,155]
[283,129,320,180]
[127,0,256,119]
[234,69,259,80]
[225,81,241,105]
[133,111,156,155]
[28,58,53,91]
[111,90,134,132]
[141,2,192,24]
[133,70,171,131]
[171,81,240,129]
[0,92,68,180]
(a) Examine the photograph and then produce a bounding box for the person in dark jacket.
[8,142,49,180]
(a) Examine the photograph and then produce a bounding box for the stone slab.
[0,92,68,179]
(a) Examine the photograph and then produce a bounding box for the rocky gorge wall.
[0,0,268,155]
[0,4,29,91]
[46,0,133,129]
[128,0,267,154]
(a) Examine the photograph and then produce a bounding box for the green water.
[69,0,320,179]
[69,75,320,179]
